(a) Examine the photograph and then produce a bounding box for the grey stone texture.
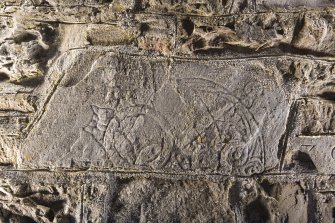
[0,0,334,222]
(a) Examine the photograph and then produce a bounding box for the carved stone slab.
[21,53,290,176]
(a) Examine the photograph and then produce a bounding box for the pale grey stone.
[20,55,290,176]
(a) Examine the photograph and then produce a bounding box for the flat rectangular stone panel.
[20,53,290,176]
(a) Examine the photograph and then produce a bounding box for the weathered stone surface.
[0,0,334,222]
[284,136,335,173]
[19,55,290,176]
[0,171,82,222]
[0,171,332,222]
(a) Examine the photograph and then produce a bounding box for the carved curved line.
[190,88,256,141]
[177,78,266,173]
[177,77,260,127]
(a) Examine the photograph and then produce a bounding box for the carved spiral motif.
[178,78,265,175]
[82,77,265,175]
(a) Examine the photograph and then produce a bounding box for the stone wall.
[0,0,334,222]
